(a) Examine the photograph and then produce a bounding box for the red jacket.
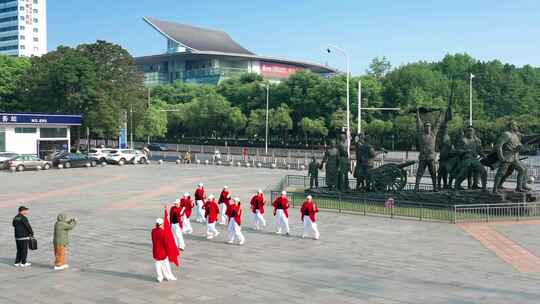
[272,196,289,218]
[300,201,319,222]
[219,190,232,207]
[250,194,265,214]
[194,188,206,201]
[226,204,243,225]
[169,206,184,228]
[204,199,220,224]
[180,197,194,218]
[151,227,167,260]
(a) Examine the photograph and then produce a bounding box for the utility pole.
[469,73,474,127]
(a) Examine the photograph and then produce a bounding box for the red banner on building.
[260,62,302,78]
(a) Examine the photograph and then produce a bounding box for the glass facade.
[0,130,5,152]
[40,127,67,138]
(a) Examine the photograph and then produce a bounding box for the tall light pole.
[469,73,474,127]
[358,80,362,135]
[265,83,270,155]
[147,87,151,144]
[327,44,350,157]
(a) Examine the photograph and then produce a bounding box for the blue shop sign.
[0,113,82,126]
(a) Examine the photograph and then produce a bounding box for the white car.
[106,149,148,165]
[0,152,19,168]
[88,148,114,163]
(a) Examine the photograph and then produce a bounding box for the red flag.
[164,208,180,267]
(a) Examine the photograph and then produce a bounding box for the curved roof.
[143,17,254,55]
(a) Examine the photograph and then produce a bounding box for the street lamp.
[327,44,350,157]
[469,73,474,127]
[265,83,270,155]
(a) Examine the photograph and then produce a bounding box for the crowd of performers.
[151,183,320,282]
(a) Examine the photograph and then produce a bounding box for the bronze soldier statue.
[337,133,350,191]
[354,134,377,191]
[321,140,339,190]
[415,108,444,191]
[454,127,487,191]
[493,121,531,193]
[437,96,456,190]
[308,156,320,189]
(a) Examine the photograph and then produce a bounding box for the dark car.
[54,153,97,169]
[147,143,168,151]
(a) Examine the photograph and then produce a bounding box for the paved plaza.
[0,164,539,304]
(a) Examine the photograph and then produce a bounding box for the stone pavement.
[0,164,539,304]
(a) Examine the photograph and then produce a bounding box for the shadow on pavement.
[79,267,156,283]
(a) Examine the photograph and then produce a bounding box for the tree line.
[1,41,539,150]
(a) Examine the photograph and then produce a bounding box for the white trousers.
[227,220,245,244]
[154,258,176,282]
[182,215,193,234]
[219,203,228,225]
[303,217,320,239]
[252,210,266,229]
[275,210,290,234]
[171,223,185,250]
[206,222,219,238]
[195,200,206,222]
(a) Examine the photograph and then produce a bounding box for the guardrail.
[270,191,454,222]
[453,202,540,224]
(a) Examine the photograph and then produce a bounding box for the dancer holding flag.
[169,199,186,251]
[218,186,232,225]
[204,195,220,239]
[250,189,266,230]
[226,198,245,245]
[180,192,194,234]
[194,183,206,223]
[300,195,320,240]
[151,210,179,282]
[272,191,290,236]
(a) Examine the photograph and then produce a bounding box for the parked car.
[54,153,97,168]
[0,152,18,168]
[5,155,52,171]
[106,149,148,165]
[88,148,114,163]
[147,143,168,151]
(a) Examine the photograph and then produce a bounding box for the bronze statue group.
[309,97,533,194]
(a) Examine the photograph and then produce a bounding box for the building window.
[19,26,25,30]
[19,6,24,11]
[20,45,25,50]
[20,35,25,40]
[34,0,38,3]
[33,9,38,14]
[0,6,17,14]
[15,127,37,134]
[33,18,38,23]
[0,15,18,23]
[33,28,38,33]
[40,128,67,138]
[33,37,38,42]
[0,45,18,51]
[33,47,38,52]
[20,16,25,21]
[0,35,17,42]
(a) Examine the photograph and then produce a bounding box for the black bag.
[28,237,38,250]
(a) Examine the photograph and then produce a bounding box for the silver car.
[0,152,18,168]
[5,155,52,171]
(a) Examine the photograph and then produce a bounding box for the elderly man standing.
[53,213,77,270]
[272,191,290,236]
[300,195,320,240]
[12,206,34,267]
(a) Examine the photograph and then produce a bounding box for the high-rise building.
[0,0,47,57]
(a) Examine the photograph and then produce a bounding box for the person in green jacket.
[53,213,76,270]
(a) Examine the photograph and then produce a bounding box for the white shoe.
[214,231,220,237]
[167,276,177,281]
[14,263,21,267]
[227,240,233,244]
[239,240,245,245]
[54,266,63,270]
[157,278,163,283]
[21,263,31,267]
[61,264,69,269]
[207,235,214,240]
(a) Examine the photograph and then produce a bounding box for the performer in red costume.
[151,218,177,282]
[226,198,245,245]
[169,199,185,250]
[272,191,290,236]
[180,192,194,234]
[300,195,320,240]
[250,189,266,230]
[218,186,232,225]
[194,183,206,223]
[204,194,220,239]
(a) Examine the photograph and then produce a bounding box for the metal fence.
[270,191,454,222]
[453,202,540,224]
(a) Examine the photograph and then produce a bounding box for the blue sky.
[48,0,540,74]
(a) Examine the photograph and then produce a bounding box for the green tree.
[135,100,168,139]
[0,55,30,111]
[366,56,391,80]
